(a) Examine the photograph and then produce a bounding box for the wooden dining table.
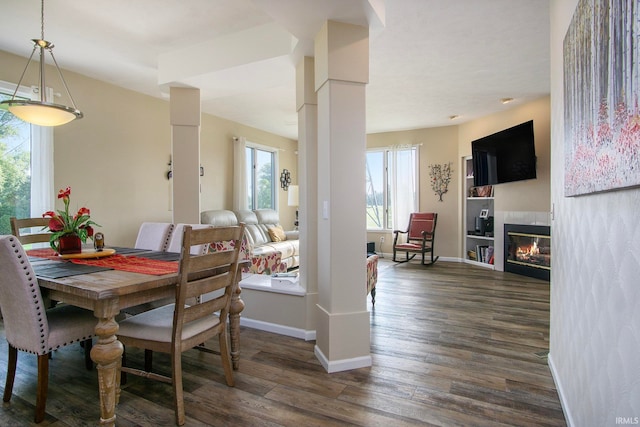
[32,248,245,426]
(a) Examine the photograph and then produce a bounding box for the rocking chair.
[392,212,439,266]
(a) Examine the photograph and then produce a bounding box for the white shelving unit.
[463,156,495,269]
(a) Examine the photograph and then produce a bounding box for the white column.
[170,87,201,224]
[296,56,319,332]
[313,21,371,372]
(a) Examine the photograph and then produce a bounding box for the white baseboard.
[314,345,372,373]
[548,352,574,427]
[240,317,315,341]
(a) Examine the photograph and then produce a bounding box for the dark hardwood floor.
[0,259,566,426]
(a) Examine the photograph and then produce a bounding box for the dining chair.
[118,224,244,426]
[10,216,51,247]
[0,235,97,424]
[165,223,213,254]
[134,222,175,251]
[10,216,95,369]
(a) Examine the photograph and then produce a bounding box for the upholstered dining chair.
[392,212,439,266]
[10,216,94,369]
[0,235,97,423]
[165,223,213,255]
[134,222,175,251]
[118,224,245,426]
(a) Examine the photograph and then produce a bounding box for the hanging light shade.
[0,0,83,126]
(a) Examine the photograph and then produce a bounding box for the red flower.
[48,217,64,232]
[77,207,90,216]
[58,186,71,201]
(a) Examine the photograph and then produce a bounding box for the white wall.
[549,2,640,426]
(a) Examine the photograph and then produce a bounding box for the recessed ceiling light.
[501,97,514,104]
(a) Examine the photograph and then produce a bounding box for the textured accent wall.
[549,1,640,426]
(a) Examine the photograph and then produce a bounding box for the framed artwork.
[479,209,489,219]
[563,0,640,196]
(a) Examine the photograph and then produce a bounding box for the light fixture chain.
[40,0,45,40]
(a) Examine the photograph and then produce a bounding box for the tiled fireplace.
[503,224,551,281]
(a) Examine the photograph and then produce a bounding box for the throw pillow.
[267,225,287,242]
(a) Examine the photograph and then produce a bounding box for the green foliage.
[0,137,31,235]
[256,162,273,208]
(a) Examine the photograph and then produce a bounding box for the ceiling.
[0,0,550,140]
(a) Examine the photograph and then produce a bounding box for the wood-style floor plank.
[0,259,566,426]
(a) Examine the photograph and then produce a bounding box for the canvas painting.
[564,0,640,196]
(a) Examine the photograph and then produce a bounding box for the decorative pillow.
[267,225,287,242]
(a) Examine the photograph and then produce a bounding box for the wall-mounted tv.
[472,120,537,186]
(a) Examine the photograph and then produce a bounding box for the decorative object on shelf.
[288,184,299,228]
[280,169,292,190]
[564,0,640,196]
[42,186,100,253]
[0,0,83,126]
[428,162,453,201]
[476,185,493,197]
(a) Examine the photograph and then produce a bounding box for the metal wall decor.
[428,162,453,202]
[280,169,292,190]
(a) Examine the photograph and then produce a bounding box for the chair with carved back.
[0,235,97,423]
[118,224,244,426]
[392,212,439,266]
[10,216,95,369]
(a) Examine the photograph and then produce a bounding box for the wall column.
[170,87,201,224]
[296,57,319,332]
[314,21,371,372]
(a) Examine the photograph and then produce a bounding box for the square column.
[170,87,201,224]
[314,21,371,372]
[296,56,319,331]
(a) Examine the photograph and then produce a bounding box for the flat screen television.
[472,120,537,186]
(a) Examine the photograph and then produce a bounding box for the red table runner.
[27,249,178,276]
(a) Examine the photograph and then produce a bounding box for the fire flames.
[517,241,540,257]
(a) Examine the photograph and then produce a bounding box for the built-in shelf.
[463,156,495,269]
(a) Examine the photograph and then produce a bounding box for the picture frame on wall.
[563,0,640,196]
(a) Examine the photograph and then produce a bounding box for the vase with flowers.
[43,186,100,254]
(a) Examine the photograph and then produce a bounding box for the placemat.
[33,262,114,279]
[71,254,178,275]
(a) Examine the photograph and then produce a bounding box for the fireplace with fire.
[504,224,551,281]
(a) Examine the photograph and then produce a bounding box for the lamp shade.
[288,185,299,206]
[6,101,82,126]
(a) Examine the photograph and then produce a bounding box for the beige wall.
[366,125,460,257]
[0,50,298,246]
[458,96,551,213]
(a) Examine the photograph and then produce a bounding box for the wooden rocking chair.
[392,212,439,266]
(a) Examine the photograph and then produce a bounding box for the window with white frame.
[366,145,418,231]
[245,144,276,210]
[0,81,54,236]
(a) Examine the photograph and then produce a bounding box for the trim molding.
[548,352,574,427]
[240,317,316,341]
[314,345,372,373]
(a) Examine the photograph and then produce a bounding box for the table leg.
[90,313,123,427]
[229,281,245,370]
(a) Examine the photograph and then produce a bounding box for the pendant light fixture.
[0,0,83,126]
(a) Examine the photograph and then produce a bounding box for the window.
[245,145,276,210]
[0,81,53,236]
[366,146,418,231]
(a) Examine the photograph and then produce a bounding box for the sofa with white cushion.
[200,209,299,275]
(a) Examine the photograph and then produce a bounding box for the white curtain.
[232,136,248,211]
[390,146,418,231]
[30,124,54,216]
